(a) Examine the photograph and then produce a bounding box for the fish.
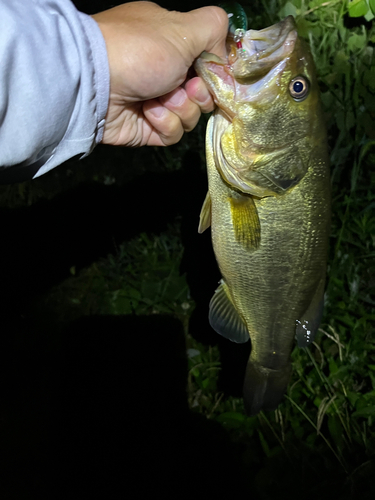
[194,15,331,415]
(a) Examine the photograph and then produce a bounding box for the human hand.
[92,1,228,147]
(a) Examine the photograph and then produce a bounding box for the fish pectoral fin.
[198,191,211,233]
[295,278,325,347]
[209,280,249,343]
[229,193,260,250]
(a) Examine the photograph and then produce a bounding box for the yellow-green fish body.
[195,16,330,415]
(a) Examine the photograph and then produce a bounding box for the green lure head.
[219,2,248,36]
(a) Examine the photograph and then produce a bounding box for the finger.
[143,99,184,146]
[183,7,228,60]
[185,77,215,113]
[159,88,202,132]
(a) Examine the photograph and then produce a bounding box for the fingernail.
[168,88,186,106]
[194,84,209,104]
[148,105,166,118]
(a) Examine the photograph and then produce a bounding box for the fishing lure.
[220,2,248,58]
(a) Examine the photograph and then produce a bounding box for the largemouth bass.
[195,16,330,415]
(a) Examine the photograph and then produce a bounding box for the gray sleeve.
[0,0,110,183]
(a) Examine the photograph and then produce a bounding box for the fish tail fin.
[243,359,292,415]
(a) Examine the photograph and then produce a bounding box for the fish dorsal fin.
[295,278,325,347]
[198,191,211,233]
[229,193,260,250]
[209,280,249,343]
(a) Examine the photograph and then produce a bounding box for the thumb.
[184,6,228,61]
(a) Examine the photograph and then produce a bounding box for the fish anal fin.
[198,191,211,233]
[229,194,260,250]
[295,278,325,347]
[209,280,249,343]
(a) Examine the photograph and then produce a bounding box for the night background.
[1,1,375,498]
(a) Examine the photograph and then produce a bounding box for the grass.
[40,221,194,327]
[4,0,375,497]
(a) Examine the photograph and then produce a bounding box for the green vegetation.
[189,1,375,494]
[190,1,375,494]
[42,222,193,326]
[5,0,375,497]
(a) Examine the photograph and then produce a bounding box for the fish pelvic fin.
[198,191,211,233]
[228,193,260,250]
[209,280,249,343]
[295,278,325,347]
[243,359,292,415]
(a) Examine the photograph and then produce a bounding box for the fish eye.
[289,76,309,101]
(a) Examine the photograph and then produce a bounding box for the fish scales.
[196,15,331,414]
[207,114,329,366]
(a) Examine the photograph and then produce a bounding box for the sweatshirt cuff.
[78,12,109,147]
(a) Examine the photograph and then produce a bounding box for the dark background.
[0,1,256,498]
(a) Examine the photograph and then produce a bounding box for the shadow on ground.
[0,164,252,498]
[1,315,252,498]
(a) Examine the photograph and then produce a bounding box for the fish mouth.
[194,16,298,113]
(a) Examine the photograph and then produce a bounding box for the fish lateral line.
[195,13,331,415]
